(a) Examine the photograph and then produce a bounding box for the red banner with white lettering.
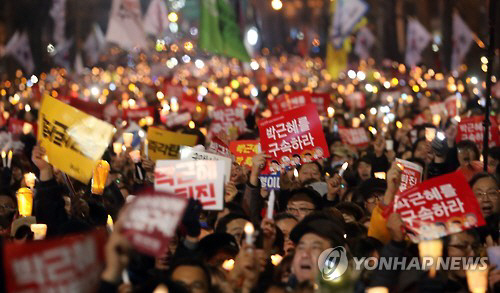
[338,127,370,147]
[258,104,330,174]
[288,91,312,109]
[3,230,106,293]
[69,98,105,120]
[207,136,231,158]
[392,171,485,242]
[123,106,155,121]
[229,140,259,169]
[208,106,247,140]
[155,160,225,210]
[456,116,499,150]
[346,92,366,109]
[311,93,330,116]
[122,192,187,257]
[396,158,423,194]
[268,94,290,115]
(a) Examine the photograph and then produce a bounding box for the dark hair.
[14,225,34,240]
[297,161,323,175]
[214,213,249,234]
[412,138,428,155]
[292,154,301,159]
[457,140,480,160]
[350,236,383,259]
[274,212,299,223]
[271,160,279,164]
[169,258,212,289]
[469,172,499,189]
[335,202,365,221]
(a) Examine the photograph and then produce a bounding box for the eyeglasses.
[366,194,382,204]
[287,207,315,214]
[475,190,499,200]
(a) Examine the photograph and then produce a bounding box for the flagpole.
[482,0,497,171]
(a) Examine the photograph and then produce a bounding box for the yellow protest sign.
[147,127,198,161]
[38,95,115,183]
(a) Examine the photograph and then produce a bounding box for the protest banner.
[179,146,231,184]
[258,104,330,174]
[165,112,192,128]
[208,106,247,140]
[310,93,330,116]
[3,230,106,293]
[146,127,198,161]
[288,91,312,109]
[123,106,155,122]
[155,160,225,210]
[38,95,114,183]
[396,158,423,193]
[346,92,365,109]
[429,102,446,116]
[444,95,460,117]
[229,140,259,169]
[268,94,290,115]
[207,136,231,157]
[121,192,187,257]
[8,118,37,139]
[338,127,370,148]
[456,116,499,150]
[68,97,106,120]
[393,171,485,242]
[259,173,281,190]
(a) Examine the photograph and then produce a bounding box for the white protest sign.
[179,146,232,184]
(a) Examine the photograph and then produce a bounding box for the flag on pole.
[84,24,105,66]
[3,31,35,74]
[50,0,66,47]
[330,0,369,49]
[451,13,473,71]
[106,0,147,50]
[354,26,375,60]
[199,0,250,61]
[405,18,431,68]
[143,0,169,37]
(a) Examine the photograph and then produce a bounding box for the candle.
[267,190,275,219]
[136,164,144,180]
[113,142,123,155]
[466,267,489,293]
[293,168,299,178]
[222,259,235,271]
[7,150,12,168]
[244,222,254,245]
[16,188,33,217]
[339,162,348,177]
[1,151,6,167]
[418,239,443,278]
[152,284,168,293]
[144,139,149,158]
[24,173,36,189]
[91,160,110,195]
[123,133,133,147]
[30,224,47,240]
[271,254,283,266]
[22,123,33,135]
[374,172,386,180]
[107,215,114,232]
[365,287,389,293]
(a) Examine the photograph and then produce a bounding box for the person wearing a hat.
[354,178,387,215]
[289,214,346,284]
[285,188,323,221]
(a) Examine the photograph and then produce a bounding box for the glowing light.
[188,120,195,129]
[370,107,377,115]
[25,104,31,112]
[470,77,478,85]
[327,107,335,118]
[168,12,178,22]
[184,42,193,51]
[195,59,204,69]
[30,75,38,84]
[198,86,208,96]
[156,92,164,100]
[271,0,283,10]
[365,84,373,92]
[224,96,232,106]
[357,71,366,81]
[246,27,259,46]
[182,55,191,63]
[250,60,260,70]
[347,70,356,79]
[231,80,240,89]
[90,86,99,96]
[383,81,391,89]
[481,56,488,64]
[396,121,403,128]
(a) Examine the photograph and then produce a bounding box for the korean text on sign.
[180,146,232,184]
[396,158,423,193]
[338,127,370,147]
[147,127,198,161]
[122,193,187,257]
[208,106,247,139]
[393,171,485,242]
[258,104,330,174]
[155,160,225,210]
[456,116,499,150]
[3,230,106,293]
[229,140,259,169]
[38,95,114,183]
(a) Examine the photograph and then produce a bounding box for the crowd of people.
[0,52,499,293]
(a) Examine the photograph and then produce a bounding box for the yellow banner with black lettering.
[38,95,115,183]
[147,127,198,161]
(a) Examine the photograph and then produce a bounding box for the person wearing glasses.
[470,173,499,219]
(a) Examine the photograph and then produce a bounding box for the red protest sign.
[3,230,106,293]
[288,91,312,109]
[396,158,423,194]
[393,171,486,242]
[69,98,106,120]
[122,192,187,257]
[155,160,225,210]
[164,112,192,128]
[207,136,231,158]
[123,106,155,121]
[444,95,459,117]
[229,140,259,169]
[338,127,370,147]
[268,94,290,115]
[311,93,330,116]
[258,104,330,174]
[208,106,247,140]
[456,116,499,150]
[8,118,37,138]
[346,92,365,109]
